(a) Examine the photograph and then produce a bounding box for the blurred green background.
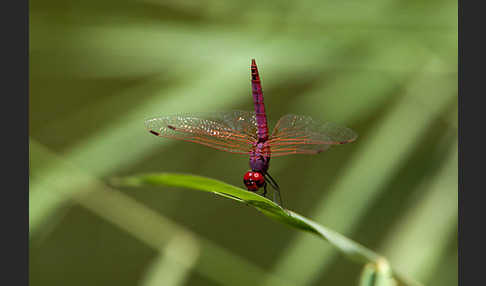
[29,0,457,285]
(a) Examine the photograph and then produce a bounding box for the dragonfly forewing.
[145,111,259,154]
[266,114,358,156]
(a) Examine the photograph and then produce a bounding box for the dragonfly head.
[243,171,265,191]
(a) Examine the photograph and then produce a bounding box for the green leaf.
[114,173,387,270]
[113,173,424,285]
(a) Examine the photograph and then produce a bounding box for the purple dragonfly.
[145,59,357,205]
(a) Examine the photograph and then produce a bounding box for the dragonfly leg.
[262,182,268,198]
[264,172,284,208]
[275,188,283,208]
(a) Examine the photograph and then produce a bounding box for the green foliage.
[113,173,421,285]
[30,0,457,284]
[113,173,380,263]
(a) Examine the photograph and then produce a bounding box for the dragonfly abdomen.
[251,59,269,142]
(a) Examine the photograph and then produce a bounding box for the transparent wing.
[145,111,258,154]
[266,114,358,157]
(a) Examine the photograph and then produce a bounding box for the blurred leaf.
[140,235,199,286]
[359,261,397,286]
[30,0,457,284]
[29,141,91,235]
[379,138,458,283]
[113,172,420,285]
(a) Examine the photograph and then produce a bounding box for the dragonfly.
[145,59,357,206]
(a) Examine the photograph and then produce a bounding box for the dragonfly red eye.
[243,171,265,191]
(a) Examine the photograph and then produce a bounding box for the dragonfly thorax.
[249,145,270,173]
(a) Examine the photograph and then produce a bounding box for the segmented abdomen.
[251,59,269,143]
